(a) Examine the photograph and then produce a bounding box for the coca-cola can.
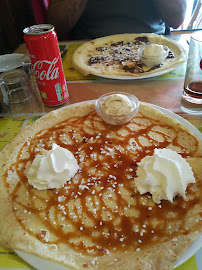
[23,24,68,106]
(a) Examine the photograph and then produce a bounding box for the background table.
[0,33,201,270]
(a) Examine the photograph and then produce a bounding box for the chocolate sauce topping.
[134,36,149,43]
[167,50,175,58]
[88,36,175,75]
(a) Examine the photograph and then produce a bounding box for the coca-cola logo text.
[33,57,59,81]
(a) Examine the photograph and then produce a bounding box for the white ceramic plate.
[15,235,202,270]
[14,101,202,270]
[94,62,184,80]
[0,53,24,72]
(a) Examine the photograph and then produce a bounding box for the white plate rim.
[14,100,202,270]
[94,62,184,80]
[0,53,24,72]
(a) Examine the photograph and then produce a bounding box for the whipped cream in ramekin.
[100,94,133,116]
[138,44,169,66]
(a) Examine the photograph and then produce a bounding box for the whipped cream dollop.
[134,148,195,203]
[142,44,168,57]
[101,94,133,116]
[27,143,79,190]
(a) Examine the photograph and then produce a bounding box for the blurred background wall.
[0,0,35,54]
[0,0,201,55]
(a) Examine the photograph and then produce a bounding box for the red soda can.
[23,24,68,106]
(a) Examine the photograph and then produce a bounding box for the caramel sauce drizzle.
[4,111,201,256]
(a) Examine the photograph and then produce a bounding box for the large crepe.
[72,33,186,77]
[0,103,201,270]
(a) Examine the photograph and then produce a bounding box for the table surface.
[0,33,201,270]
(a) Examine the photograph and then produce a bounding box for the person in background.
[47,0,187,40]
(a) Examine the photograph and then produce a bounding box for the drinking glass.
[183,31,202,104]
[0,69,40,115]
[0,69,32,104]
[22,54,35,81]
